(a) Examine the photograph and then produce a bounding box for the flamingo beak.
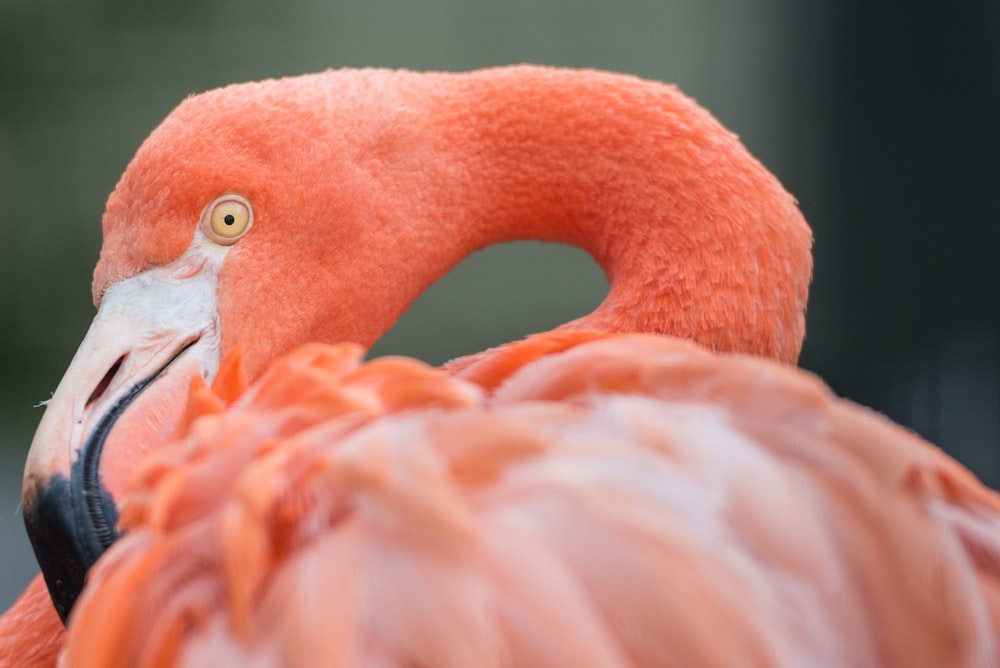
[21,251,224,622]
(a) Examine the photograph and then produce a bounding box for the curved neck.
[399,68,811,364]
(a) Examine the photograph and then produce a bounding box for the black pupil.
[223,214,236,226]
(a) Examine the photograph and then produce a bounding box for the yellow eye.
[203,195,253,245]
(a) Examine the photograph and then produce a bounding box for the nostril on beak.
[86,356,125,408]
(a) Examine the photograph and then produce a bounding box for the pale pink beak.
[22,249,224,622]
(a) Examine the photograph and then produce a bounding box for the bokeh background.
[1,1,997,609]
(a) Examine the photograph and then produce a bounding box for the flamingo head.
[20,72,433,621]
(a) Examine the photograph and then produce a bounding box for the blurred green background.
[1,1,997,608]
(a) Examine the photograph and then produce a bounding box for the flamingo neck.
[406,67,811,364]
[0,575,64,667]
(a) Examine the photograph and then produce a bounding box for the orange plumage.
[2,65,998,666]
[0,578,62,667]
[64,335,1000,666]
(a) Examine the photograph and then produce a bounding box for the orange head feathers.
[19,66,811,623]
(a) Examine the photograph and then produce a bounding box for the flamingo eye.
[203,195,253,245]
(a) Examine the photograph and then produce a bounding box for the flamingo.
[1,65,998,666]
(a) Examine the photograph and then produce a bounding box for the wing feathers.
[63,334,1000,667]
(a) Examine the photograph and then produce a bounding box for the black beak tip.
[21,352,189,623]
[23,473,119,624]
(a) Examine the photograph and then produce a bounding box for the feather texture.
[63,333,1000,667]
